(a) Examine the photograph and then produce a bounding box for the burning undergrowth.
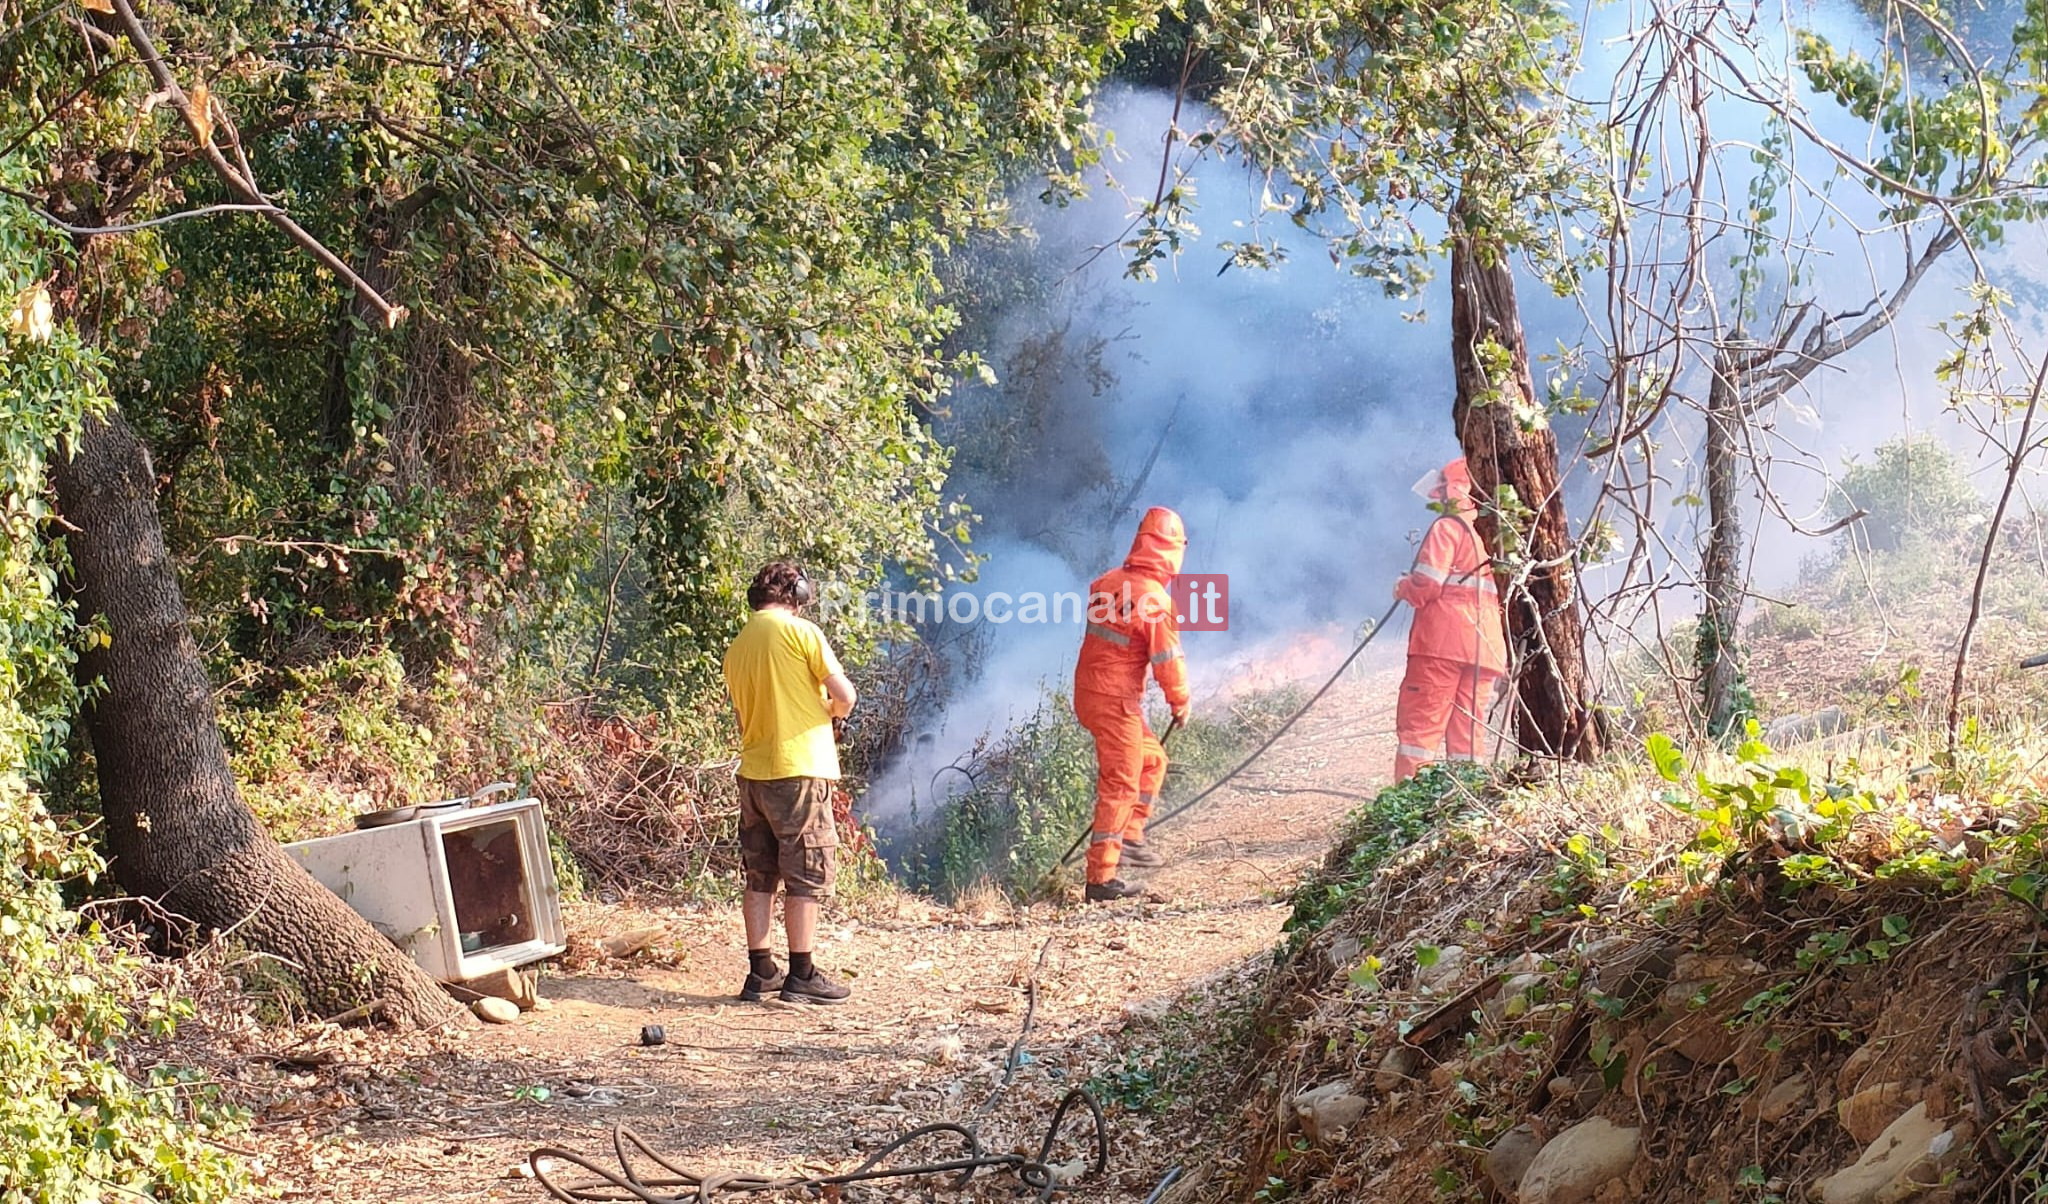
[881,685,1308,902]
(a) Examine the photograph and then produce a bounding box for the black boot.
[1085,878,1147,903]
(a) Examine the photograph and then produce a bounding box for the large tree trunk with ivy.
[1698,342,1751,736]
[51,408,460,1028]
[1448,225,1605,763]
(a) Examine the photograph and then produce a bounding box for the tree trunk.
[1698,341,1750,736]
[1448,227,1605,763]
[318,188,436,452]
[51,409,461,1028]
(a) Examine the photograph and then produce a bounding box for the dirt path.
[242,662,1405,1203]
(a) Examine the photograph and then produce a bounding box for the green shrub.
[219,646,446,841]
[0,776,238,1202]
[907,693,1098,900]
[1646,728,1875,882]
[1283,763,1483,944]
[1829,435,1983,552]
[1746,603,1822,642]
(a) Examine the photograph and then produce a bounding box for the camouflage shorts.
[736,776,838,898]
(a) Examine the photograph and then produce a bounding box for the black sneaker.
[1119,841,1163,869]
[1085,878,1147,903]
[779,969,853,1005]
[739,968,785,1002]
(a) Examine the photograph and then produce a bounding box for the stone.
[1416,945,1469,994]
[1838,1082,1914,1145]
[467,966,538,1010]
[1652,967,1753,1066]
[471,996,520,1024]
[1749,1074,1811,1125]
[1676,1018,1739,1067]
[1292,1081,1370,1146]
[1586,939,1676,1004]
[1731,1036,1777,1079]
[1375,1045,1424,1094]
[1519,1117,1641,1204]
[1484,1123,1546,1196]
[1765,706,1848,748]
[1487,973,1547,1023]
[1669,953,1768,983]
[599,925,666,958]
[1328,932,1364,971]
[1814,1103,1969,1204]
[1578,935,1636,966]
[1813,725,1890,754]
[1837,1040,1886,1096]
[1564,1073,1609,1117]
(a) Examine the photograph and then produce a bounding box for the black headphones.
[747,561,814,609]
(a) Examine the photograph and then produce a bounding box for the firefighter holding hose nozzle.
[1073,507,1190,903]
[1392,458,1508,781]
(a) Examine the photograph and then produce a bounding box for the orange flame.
[1199,623,1353,703]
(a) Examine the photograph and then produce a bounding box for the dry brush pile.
[531,701,882,899]
[526,704,746,896]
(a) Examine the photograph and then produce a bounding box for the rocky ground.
[1150,684,2046,1203]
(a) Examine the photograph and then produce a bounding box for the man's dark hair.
[747,561,811,610]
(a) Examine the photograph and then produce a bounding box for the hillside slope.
[1118,592,2048,1203]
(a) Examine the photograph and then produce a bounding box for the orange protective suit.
[1074,507,1190,885]
[1392,459,1508,781]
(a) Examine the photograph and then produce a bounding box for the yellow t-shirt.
[722,607,844,781]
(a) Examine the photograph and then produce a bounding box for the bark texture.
[52,410,460,1028]
[1449,229,1605,763]
[1698,342,1749,735]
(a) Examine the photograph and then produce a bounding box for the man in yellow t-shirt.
[720,561,858,1005]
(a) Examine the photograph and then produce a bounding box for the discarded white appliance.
[283,792,567,982]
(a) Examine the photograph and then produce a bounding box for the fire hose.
[1056,596,1406,867]
[529,1088,1107,1203]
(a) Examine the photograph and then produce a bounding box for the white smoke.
[861,0,2048,831]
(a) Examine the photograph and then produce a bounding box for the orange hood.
[1123,506,1186,580]
[1433,458,1478,519]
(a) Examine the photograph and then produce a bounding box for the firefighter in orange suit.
[1392,458,1508,781]
[1074,507,1190,902]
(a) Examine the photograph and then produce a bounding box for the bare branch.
[1948,340,2048,750]
[2,187,279,235]
[267,38,452,69]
